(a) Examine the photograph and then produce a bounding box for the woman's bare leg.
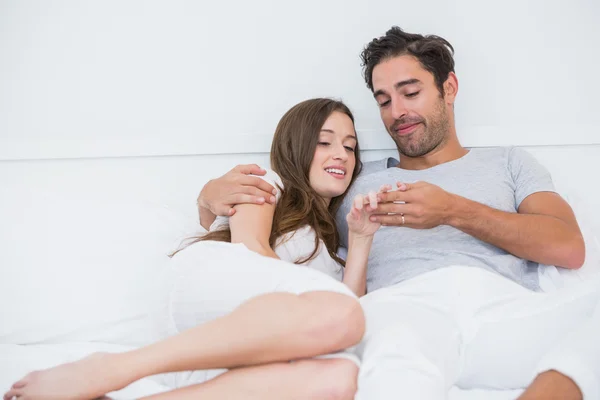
[4,291,363,400]
[141,358,358,400]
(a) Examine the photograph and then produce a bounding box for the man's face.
[372,55,451,158]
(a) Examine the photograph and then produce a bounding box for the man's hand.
[369,181,456,229]
[197,164,277,224]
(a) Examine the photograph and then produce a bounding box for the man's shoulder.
[359,157,398,176]
[461,147,515,169]
[468,146,538,168]
[468,146,512,158]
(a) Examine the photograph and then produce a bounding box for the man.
[197,27,599,399]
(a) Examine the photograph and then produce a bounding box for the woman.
[4,98,385,400]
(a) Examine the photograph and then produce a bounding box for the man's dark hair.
[360,26,455,95]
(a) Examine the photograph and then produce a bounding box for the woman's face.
[308,111,357,205]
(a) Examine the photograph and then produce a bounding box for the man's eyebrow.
[320,129,357,140]
[373,78,422,98]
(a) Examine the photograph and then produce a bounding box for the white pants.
[159,241,358,387]
[355,266,600,400]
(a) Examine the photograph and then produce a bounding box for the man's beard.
[390,100,450,158]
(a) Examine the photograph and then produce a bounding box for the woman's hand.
[346,184,392,237]
[343,185,392,297]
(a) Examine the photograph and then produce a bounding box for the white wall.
[1,0,599,160]
[0,0,598,220]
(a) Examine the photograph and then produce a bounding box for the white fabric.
[274,226,343,281]
[448,388,522,400]
[355,266,600,400]
[533,295,600,400]
[0,188,193,347]
[167,240,354,333]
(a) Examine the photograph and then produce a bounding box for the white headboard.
[0,146,598,230]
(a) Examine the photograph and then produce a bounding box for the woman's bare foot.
[3,352,134,400]
[517,370,583,400]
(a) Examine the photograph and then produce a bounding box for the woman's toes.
[4,388,23,400]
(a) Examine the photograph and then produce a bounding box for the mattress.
[0,343,523,399]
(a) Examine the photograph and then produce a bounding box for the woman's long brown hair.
[173,98,362,265]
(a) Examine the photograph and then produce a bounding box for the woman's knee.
[300,292,365,350]
[310,358,359,400]
[325,358,359,400]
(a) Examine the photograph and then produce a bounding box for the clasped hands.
[350,181,457,230]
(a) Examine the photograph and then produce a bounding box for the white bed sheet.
[0,343,522,400]
[449,387,522,400]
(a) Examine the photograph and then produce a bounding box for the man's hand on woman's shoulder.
[197,164,277,228]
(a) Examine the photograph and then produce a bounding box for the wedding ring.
[401,213,405,225]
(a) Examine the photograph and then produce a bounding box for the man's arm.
[196,164,277,230]
[372,183,585,269]
[198,203,218,231]
[448,191,585,269]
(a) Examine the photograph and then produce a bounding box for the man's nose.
[391,98,408,121]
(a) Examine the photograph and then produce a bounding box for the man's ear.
[443,72,458,105]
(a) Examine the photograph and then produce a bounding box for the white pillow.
[0,188,195,347]
[538,189,600,291]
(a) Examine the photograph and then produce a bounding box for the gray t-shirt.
[336,147,556,292]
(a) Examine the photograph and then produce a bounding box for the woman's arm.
[342,188,387,296]
[342,233,374,297]
[229,201,279,259]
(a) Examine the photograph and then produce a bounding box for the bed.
[1,144,598,398]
